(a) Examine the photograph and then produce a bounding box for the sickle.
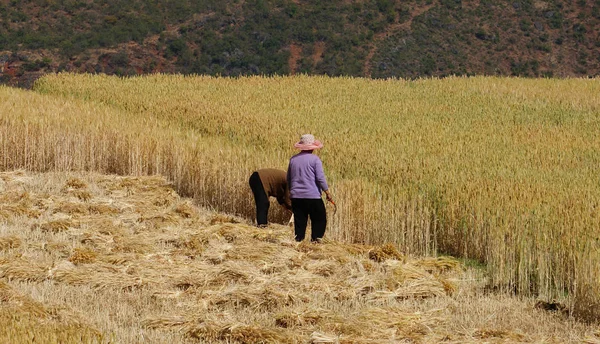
[328,199,337,216]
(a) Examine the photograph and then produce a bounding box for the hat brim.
[294,140,323,150]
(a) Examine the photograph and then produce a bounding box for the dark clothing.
[256,169,292,209]
[249,169,291,226]
[291,198,327,242]
[249,172,270,226]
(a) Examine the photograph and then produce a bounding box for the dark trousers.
[291,198,327,242]
[249,172,269,226]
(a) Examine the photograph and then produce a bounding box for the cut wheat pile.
[0,171,598,343]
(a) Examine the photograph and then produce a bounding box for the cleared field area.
[1,74,599,320]
[0,170,598,343]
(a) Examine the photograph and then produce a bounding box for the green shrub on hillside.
[0,0,599,82]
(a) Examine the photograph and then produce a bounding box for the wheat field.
[1,73,599,323]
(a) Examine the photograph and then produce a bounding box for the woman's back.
[287,151,328,199]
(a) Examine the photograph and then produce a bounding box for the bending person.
[249,168,292,227]
[287,134,333,242]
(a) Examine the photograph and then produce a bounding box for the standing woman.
[287,134,334,242]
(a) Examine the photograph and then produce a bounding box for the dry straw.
[0,171,598,342]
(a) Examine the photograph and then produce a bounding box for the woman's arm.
[314,158,329,193]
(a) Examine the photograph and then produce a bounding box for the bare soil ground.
[0,171,598,343]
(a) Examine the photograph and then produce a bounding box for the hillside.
[1,170,599,343]
[1,0,599,87]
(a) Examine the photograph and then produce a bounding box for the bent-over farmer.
[248,168,292,227]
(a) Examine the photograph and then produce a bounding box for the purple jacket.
[287,151,329,199]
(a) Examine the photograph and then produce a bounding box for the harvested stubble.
[0,235,21,250]
[1,259,50,282]
[0,280,103,343]
[0,171,598,343]
[68,247,98,265]
[37,218,77,233]
[368,242,404,262]
[0,190,41,219]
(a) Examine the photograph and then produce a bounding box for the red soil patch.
[288,43,302,75]
[312,41,325,68]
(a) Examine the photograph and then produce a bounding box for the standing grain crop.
[1,73,599,320]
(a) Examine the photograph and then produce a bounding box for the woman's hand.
[325,190,334,203]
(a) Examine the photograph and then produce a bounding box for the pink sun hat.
[294,134,323,150]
